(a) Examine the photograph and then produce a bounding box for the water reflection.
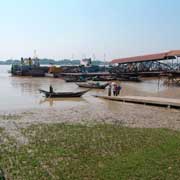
[124,79,167,93]
[39,97,86,107]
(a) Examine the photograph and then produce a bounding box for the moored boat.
[39,89,89,98]
[64,76,87,83]
[76,82,109,89]
[92,76,116,81]
[65,78,87,83]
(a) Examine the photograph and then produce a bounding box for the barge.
[11,57,48,77]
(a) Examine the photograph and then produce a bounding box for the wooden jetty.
[94,95,180,109]
[59,72,110,76]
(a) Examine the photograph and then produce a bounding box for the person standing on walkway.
[117,84,122,96]
[113,83,117,96]
[107,84,112,96]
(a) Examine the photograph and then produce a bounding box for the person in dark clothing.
[115,85,118,96]
[49,85,53,93]
[117,85,122,96]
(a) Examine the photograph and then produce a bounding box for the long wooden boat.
[63,76,87,83]
[65,78,87,83]
[92,76,116,81]
[76,82,109,89]
[39,89,89,98]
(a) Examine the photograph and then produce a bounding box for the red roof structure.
[167,50,180,57]
[111,50,180,64]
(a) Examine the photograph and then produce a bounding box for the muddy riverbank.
[0,97,180,145]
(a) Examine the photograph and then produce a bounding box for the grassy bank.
[0,124,180,179]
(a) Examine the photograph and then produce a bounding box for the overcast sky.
[0,0,179,61]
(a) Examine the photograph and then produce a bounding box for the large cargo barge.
[11,57,48,77]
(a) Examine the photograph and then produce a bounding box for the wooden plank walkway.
[94,95,180,109]
[59,72,110,76]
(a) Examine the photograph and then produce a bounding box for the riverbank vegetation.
[0,124,180,179]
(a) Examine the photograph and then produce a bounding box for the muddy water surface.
[1,65,180,111]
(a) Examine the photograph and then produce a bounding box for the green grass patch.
[0,114,22,120]
[0,124,180,179]
[0,128,3,133]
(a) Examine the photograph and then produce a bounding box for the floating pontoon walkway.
[59,72,110,76]
[95,95,180,109]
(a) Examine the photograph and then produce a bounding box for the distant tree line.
[0,59,108,66]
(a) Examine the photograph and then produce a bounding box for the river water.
[0,65,180,111]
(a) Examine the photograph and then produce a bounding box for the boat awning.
[111,50,180,64]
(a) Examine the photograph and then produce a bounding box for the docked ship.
[11,57,48,77]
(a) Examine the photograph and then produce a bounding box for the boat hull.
[39,89,89,98]
[65,79,87,83]
[76,83,109,89]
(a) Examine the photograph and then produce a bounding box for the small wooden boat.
[92,76,116,81]
[76,82,109,89]
[39,89,89,98]
[65,78,87,83]
[64,76,87,83]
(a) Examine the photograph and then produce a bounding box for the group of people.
[107,82,122,96]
